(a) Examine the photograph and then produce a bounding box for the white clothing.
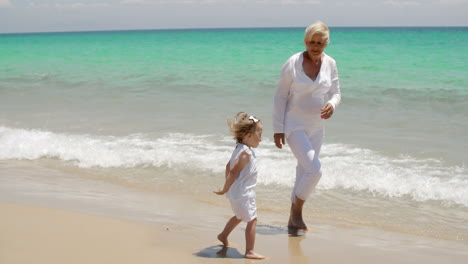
[272,52,341,136]
[287,129,323,202]
[272,51,341,202]
[229,197,257,222]
[226,143,258,222]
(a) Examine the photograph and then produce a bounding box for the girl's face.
[304,34,327,59]
[246,122,263,148]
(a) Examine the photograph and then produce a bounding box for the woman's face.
[304,34,327,59]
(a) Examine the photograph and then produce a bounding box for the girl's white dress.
[226,143,258,222]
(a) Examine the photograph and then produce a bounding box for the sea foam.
[1,126,466,207]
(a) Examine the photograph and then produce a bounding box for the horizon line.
[1,25,467,35]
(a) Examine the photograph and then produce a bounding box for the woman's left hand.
[320,103,334,119]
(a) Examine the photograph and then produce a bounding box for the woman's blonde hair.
[227,112,260,143]
[304,21,330,45]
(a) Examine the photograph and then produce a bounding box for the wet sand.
[1,186,468,264]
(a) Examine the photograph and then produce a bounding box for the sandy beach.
[1,201,197,264]
[1,173,467,264]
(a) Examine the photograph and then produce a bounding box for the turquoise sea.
[1,27,467,242]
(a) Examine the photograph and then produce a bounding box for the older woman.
[272,21,341,231]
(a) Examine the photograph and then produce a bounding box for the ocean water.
[1,27,467,242]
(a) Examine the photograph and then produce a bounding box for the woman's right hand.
[274,133,285,149]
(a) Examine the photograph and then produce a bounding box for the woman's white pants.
[286,129,323,203]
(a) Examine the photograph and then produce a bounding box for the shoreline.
[2,173,468,264]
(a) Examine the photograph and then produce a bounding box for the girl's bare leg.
[244,218,265,259]
[217,216,242,246]
[288,196,308,231]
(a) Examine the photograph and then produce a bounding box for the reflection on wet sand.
[288,228,309,264]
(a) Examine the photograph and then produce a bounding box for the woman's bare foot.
[288,216,308,231]
[217,234,228,246]
[288,204,308,231]
[245,250,266,259]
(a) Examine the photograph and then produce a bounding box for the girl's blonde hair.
[304,21,330,45]
[227,112,260,143]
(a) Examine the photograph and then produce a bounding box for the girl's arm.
[224,161,229,179]
[214,151,250,195]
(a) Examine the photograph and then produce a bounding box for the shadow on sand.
[255,225,289,235]
[194,245,244,259]
[255,224,307,237]
[195,225,306,260]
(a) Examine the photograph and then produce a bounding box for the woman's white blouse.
[273,52,341,135]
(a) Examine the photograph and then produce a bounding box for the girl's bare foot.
[217,234,228,246]
[245,250,266,259]
[216,246,228,257]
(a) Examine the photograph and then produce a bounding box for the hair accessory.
[249,116,259,123]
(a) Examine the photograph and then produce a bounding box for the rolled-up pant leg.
[287,129,323,203]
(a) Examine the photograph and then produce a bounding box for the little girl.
[214,112,265,260]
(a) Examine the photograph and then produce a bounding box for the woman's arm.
[326,59,341,110]
[321,59,341,119]
[273,59,294,148]
[273,60,293,135]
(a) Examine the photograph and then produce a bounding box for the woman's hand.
[274,133,285,149]
[321,103,335,119]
